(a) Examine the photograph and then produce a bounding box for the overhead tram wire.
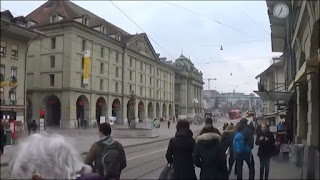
[198,56,273,65]
[164,2,243,33]
[109,1,175,60]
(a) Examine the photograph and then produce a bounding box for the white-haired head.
[9,133,91,179]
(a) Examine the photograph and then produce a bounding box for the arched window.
[50,13,58,23]
[82,15,89,26]
[101,25,107,34]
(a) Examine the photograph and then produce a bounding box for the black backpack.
[97,141,121,179]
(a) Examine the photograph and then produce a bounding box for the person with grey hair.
[9,133,92,180]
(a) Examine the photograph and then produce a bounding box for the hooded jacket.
[166,128,196,180]
[193,132,228,180]
[84,136,126,178]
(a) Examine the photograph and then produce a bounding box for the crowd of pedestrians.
[165,117,277,180]
[7,116,276,180]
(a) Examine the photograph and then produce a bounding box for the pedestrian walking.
[166,120,196,180]
[193,126,228,180]
[85,122,127,180]
[221,124,236,175]
[168,119,171,129]
[28,120,38,135]
[256,123,275,180]
[234,118,255,180]
[0,123,6,156]
[10,133,92,179]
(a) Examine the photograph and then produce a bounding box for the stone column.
[307,71,319,147]
[296,84,308,139]
[61,91,72,128]
[107,95,113,122]
[135,100,139,123]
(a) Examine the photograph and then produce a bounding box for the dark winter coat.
[193,132,229,180]
[255,131,275,158]
[84,136,127,179]
[166,128,196,180]
[221,129,235,153]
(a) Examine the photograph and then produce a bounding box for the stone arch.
[41,95,61,126]
[96,97,107,124]
[138,101,145,122]
[162,103,167,118]
[148,102,154,120]
[156,103,160,119]
[112,98,121,122]
[76,95,89,127]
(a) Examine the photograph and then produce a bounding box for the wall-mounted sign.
[83,50,90,85]
[79,100,85,106]
[40,109,45,116]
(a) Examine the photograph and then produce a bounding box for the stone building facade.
[170,54,204,119]
[0,10,43,121]
[266,1,319,179]
[25,0,175,128]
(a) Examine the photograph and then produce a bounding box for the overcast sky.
[1,1,282,95]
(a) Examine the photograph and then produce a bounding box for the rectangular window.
[116,67,119,78]
[164,82,166,89]
[150,77,152,85]
[150,66,152,74]
[100,63,104,74]
[81,75,84,87]
[157,80,159,87]
[82,39,86,51]
[51,14,57,23]
[101,46,104,57]
[51,38,56,50]
[130,85,132,93]
[81,57,84,69]
[140,74,143,83]
[0,65,5,81]
[10,91,16,104]
[115,82,118,92]
[0,41,6,56]
[130,57,133,67]
[157,91,159,99]
[49,74,54,86]
[11,67,17,78]
[100,79,104,90]
[116,52,119,62]
[140,87,143,96]
[50,56,55,68]
[130,71,132,81]
[164,92,166,99]
[149,89,152,97]
[11,44,18,59]
[140,61,143,70]
[157,69,159,76]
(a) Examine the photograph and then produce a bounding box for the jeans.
[236,152,255,180]
[259,156,271,180]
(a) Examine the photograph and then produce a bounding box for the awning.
[0,105,25,111]
[264,110,287,119]
[254,91,293,102]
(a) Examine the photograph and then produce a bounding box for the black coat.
[255,131,275,158]
[166,129,196,180]
[193,132,228,180]
[235,123,254,149]
[221,129,235,153]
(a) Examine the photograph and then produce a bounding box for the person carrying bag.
[159,163,175,180]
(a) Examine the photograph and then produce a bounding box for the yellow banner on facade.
[83,50,90,85]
